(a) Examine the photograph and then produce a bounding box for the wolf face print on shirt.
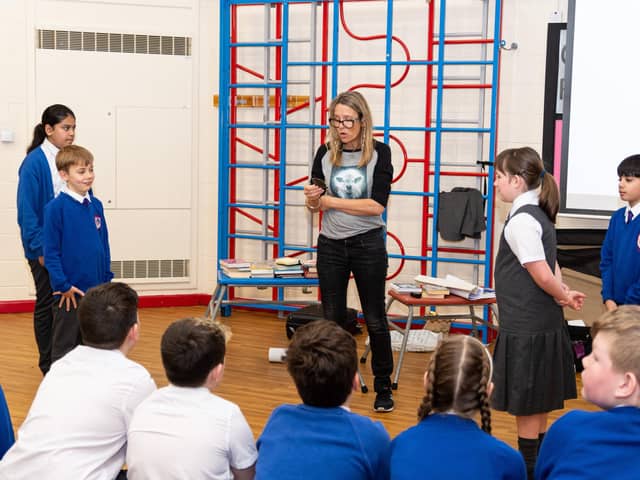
[330,166,367,199]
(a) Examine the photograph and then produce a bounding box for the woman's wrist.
[306,198,321,211]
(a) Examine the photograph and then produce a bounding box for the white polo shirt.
[0,346,156,480]
[126,384,257,480]
[504,189,547,265]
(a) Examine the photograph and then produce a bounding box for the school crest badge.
[95,215,101,229]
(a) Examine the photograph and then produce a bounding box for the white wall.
[0,0,594,302]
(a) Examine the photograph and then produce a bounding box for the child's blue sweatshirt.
[43,192,113,293]
[17,147,54,260]
[600,208,640,305]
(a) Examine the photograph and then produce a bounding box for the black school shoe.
[373,389,394,412]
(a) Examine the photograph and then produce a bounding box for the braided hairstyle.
[417,335,493,433]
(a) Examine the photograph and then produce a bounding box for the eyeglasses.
[329,117,359,129]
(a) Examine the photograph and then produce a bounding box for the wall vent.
[111,259,190,280]
[37,29,192,56]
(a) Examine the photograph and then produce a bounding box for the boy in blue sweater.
[256,320,391,480]
[535,306,640,479]
[600,154,640,310]
[43,145,113,364]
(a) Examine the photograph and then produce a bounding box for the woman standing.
[303,91,394,412]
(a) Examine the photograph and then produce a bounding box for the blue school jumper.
[43,192,113,293]
[17,147,54,260]
[600,208,640,305]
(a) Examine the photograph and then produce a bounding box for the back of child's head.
[56,145,93,173]
[591,306,640,381]
[286,320,357,407]
[78,282,138,350]
[27,104,75,154]
[617,154,640,178]
[495,146,559,223]
[161,317,228,388]
[417,335,493,433]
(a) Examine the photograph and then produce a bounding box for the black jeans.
[51,296,83,365]
[317,227,393,391]
[28,259,54,374]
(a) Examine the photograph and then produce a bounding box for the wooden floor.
[0,306,599,448]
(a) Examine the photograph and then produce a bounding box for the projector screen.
[561,0,640,216]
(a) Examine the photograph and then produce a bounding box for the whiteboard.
[562,0,640,215]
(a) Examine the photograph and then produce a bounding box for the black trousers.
[51,297,83,365]
[317,228,393,391]
[27,259,54,374]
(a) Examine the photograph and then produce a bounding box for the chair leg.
[391,305,414,389]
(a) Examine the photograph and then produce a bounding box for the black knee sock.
[518,437,539,480]
[538,432,546,454]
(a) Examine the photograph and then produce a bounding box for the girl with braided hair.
[390,335,525,479]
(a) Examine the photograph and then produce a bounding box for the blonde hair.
[325,91,375,168]
[417,335,492,433]
[56,145,93,172]
[591,305,640,381]
[495,147,559,223]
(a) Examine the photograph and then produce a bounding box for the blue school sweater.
[600,208,640,305]
[536,406,640,480]
[43,192,113,294]
[17,147,54,259]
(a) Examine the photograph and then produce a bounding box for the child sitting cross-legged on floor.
[535,306,640,480]
[391,335,526,480]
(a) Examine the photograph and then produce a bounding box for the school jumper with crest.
[492,204,576,415]
[44,191,113,362]
[600,208,640,305]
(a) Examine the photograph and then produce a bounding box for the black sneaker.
[373,389,394,412]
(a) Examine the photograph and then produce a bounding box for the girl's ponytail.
[26,104,75,154]
[538,171,560,223]
[496,147,559,223]
[26,124,46,154]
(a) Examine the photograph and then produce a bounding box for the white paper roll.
[268,347,287,363]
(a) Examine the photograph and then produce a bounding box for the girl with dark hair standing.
[303,91,395,412]
[17,104,76,374]
[492,147,584,478]
[391,335,526,479]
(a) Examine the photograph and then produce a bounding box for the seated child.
[535,306,640,479]
[127,318,257,480]
[391,335,526,480]
[0,282,156,479]
[256,320,391,480]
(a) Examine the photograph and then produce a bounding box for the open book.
[414,274,495,300]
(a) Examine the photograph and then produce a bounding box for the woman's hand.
[304,183,325,211]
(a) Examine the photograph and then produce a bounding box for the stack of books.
[250,261,275,278]
[301,258,318,279]
[219,259,251,278]
[389,282,423,295]
[415,274,495,300]
[422,285,450,299]
[274,257,304,278]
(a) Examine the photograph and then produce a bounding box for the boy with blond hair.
[43,144,113,363]
[536,306,640,479]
